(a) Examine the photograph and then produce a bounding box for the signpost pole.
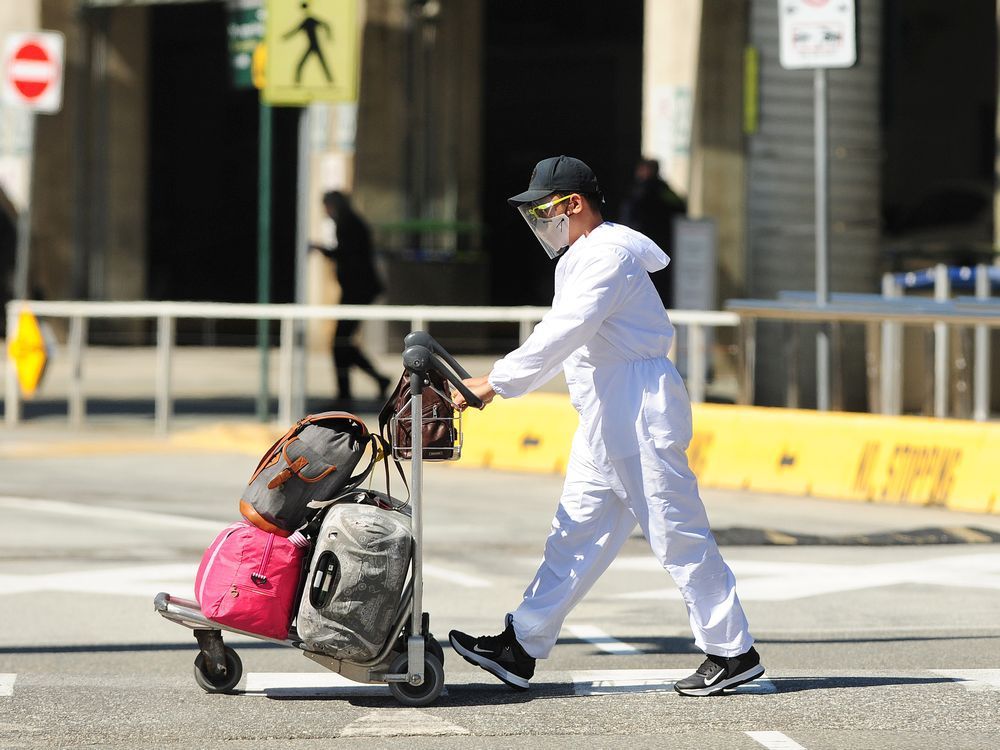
[256,100,272,421]
[814,67,831,411]
[291,106,311,419]
[12,113,35,300]
[778,0,855,413]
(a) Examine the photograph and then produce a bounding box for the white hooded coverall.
[488,222,754,660]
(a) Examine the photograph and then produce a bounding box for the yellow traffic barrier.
[459,395,1000,515]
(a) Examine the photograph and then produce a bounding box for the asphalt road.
[1,423,999,749]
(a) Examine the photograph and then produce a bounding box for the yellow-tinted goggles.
[527,194,573,220]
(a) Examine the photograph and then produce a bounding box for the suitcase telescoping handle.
[402,332,483,409]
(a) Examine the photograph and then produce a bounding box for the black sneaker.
[449,614,536,691]
[673,647,765,696]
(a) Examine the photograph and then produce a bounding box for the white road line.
[340,709,469,737]
[929,669,1000,692]
[612,553,1000,601]
[421,563,491,589]
[567,669,776,696]
[241,670,775,698]
[0,674,15,697]
[0,563,196,598]
[566,624,641,655]
[0,496,220,531]
[746,731,807,750]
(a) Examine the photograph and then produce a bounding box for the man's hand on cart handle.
[453,376,496,411]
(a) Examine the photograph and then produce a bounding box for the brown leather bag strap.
[239,499,293,538]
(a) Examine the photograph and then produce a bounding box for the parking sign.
[778,0,857,70]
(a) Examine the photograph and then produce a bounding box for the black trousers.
[332,318,383,399]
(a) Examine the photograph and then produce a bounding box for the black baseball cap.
[508,155,602,207]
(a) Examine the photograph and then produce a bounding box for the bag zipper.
[198,522,244,605]
[250,532,274,585]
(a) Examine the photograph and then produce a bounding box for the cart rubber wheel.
[387,651,444,707]
[193,646,243,694]
[426,633,445,665]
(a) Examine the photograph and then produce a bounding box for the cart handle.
[403,331,472,379]
[402,339,485,410]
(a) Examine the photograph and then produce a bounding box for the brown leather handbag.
[378,370,458,461]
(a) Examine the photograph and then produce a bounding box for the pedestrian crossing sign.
[263,0,360,105]
[6,307,49,397]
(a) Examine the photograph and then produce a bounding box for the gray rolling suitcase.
[297,497,411,661]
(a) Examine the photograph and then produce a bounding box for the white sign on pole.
[1,32,65,113]
[778,0,857,70]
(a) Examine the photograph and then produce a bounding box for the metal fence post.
[933,263,950,418]
[278,316,295,426]
[785,323,799,409]
[68,315,87,427]
[518,317,533,345]
[738,317,756,406]
[688,323,706,403]
[974,264,991,421]
[4,303,20,427]
[154,314,175,435]
[879,273,900,415]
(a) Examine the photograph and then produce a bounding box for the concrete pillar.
[641,0,702,196]
[689,0,749,304]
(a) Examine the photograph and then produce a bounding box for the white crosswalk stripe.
[567,669,777,696]
[340,709,469,737]
[604,554,1000,601]
[240,669,777,698]
[746,731,808,749]
[0,674,15,697]
[928,669,1000,692]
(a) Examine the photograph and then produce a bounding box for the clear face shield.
[517,194,574,259]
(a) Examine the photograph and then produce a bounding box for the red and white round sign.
[2,32,64,113]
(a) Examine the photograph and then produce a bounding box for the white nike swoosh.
[703,669,724,686]
[473,645,493,654]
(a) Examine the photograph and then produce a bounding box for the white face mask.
[517,201,571,259]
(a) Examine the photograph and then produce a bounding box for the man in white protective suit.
[448,155,764,697]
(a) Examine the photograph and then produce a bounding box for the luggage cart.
[154,332,482,707]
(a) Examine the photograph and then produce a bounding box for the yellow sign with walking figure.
[264,0,359,105]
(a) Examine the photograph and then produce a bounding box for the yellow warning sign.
[6,307,48,397]
[252,42,267,90]
[263,0,359,106]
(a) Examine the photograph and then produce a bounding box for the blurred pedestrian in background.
[620,157,687,309]
[310,190,391,405]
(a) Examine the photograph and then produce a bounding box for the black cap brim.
[507,188,555,207]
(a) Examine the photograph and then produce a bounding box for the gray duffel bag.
[239,412,379,536]
[297,494,412,662]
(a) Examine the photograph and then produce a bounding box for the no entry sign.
[2,32,64,113]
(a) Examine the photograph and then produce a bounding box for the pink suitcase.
[195,521,308,640]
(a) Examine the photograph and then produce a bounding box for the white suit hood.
[612,223,670,273]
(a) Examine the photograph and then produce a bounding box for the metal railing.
[727,296,1000,420]
[4,300,738,433]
